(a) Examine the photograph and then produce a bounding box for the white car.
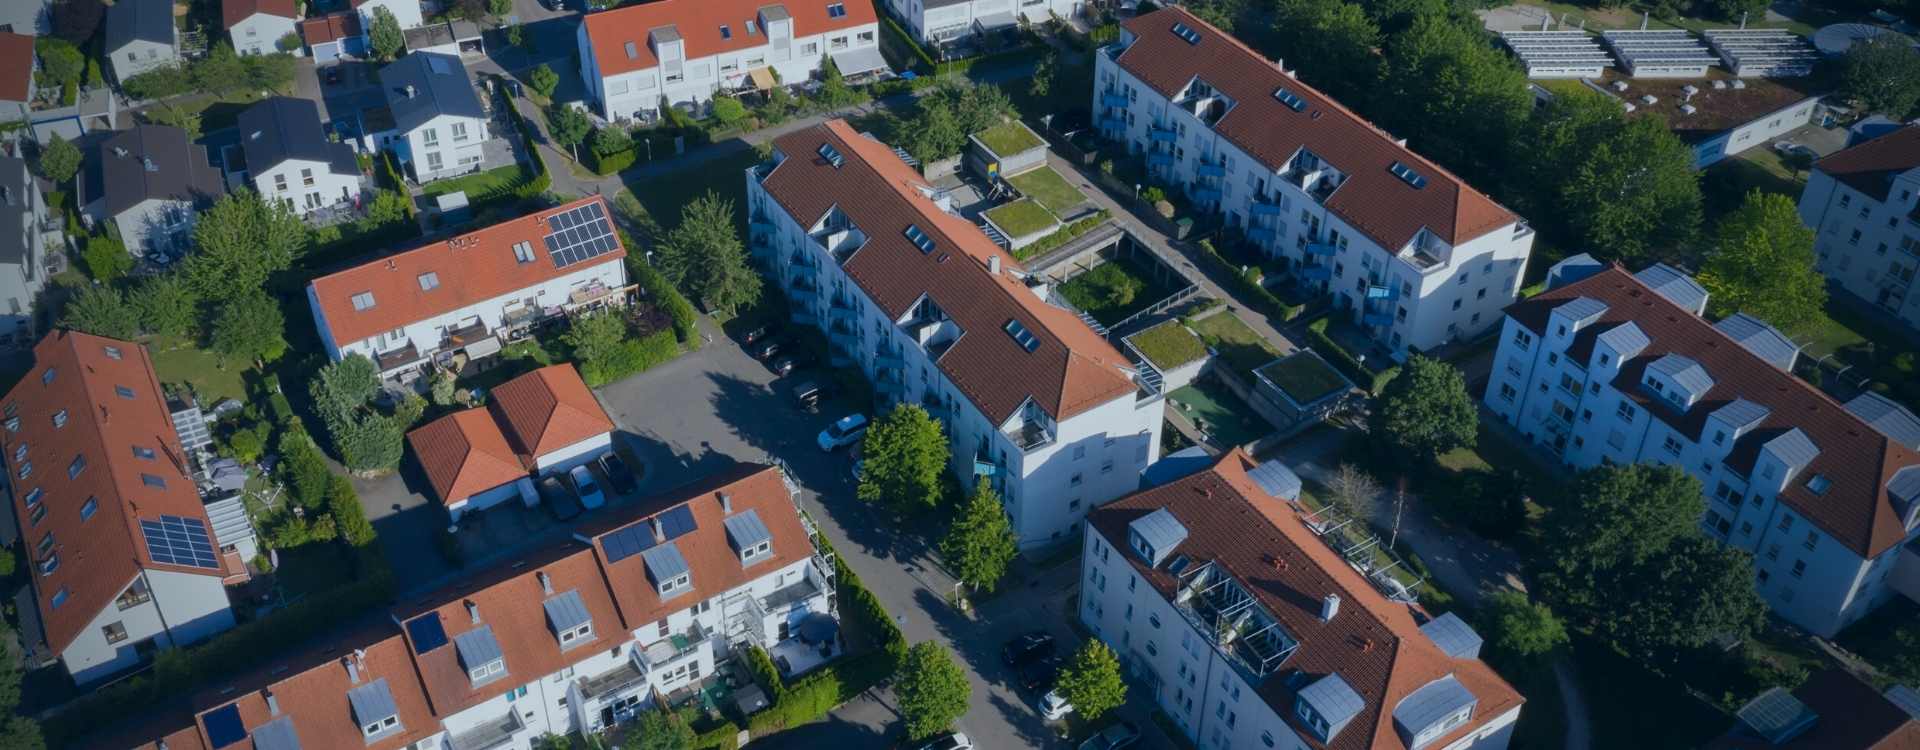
[1038,688,1074,721]
[917,732,973,750]
[817,413,869,451]
[567,465,606,510]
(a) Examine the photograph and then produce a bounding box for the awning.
[748,67,776,91]
[973,10,1018,31]
[463,336,502,359]
[829,46,889,78]
[1019,5,1051,23]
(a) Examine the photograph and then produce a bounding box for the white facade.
[63,569,236,685]
[376,112,490,183]
[104,196,198,257]
[251,157,362,217]
[579,12,880,123]
[229,12,297,56]
[886,0,1079,44]
[1798,154,1920,332]
[110,38,178,82]
[534,433,615,475]
[0,163,48,347]
[1692,96,1820,169]
[1092,45,1534,359]
[358,0,424,34]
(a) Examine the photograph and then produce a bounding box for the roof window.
[351,291,376,311]
[418,272,440,291]
[1274,87,1307,112]
[103,346,122,360]
[1004,319,1040,352]
[904,224,936,254]
[1389,161,1428,189]
[827,3,847,18]
[720,24,732,39]
[1805,474,1831,495]
[624,41,638,59]
[1172,22,1201,44]
[818,142,844,168]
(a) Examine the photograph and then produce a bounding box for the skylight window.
[904,224,936,254]
[513,241,536,263]
[1805,474,1831,495]
[1171,22,1201,44]
[624,41,638,59]
[827,2,847,18]
[1004,319,1040,352]
[103,346,122,360]
[1389,161,1428,189]
[817,142,844,168]
[720,24,732,39]
[1273,87,1307,112]
[418,272,440,291]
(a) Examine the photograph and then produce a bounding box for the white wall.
[583,20,880,123]
[110,39,177,82]
[251,157,361,217]
[230,14,297,56]
[1799,163,1920,334]
[533,433,614,475]
[0,176,46,345]
[379,112,491,183]
[1700,97,1819,168]
[109,197,198,257]
[444,479,524,522]
[358,0,424,33]
[891,0,1079,42]
[62,569,233,685]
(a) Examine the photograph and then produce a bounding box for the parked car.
[793,380,828,412]
[916,733,973,750]
[750,338,783,361]
[817,413,869,451]
[567,465,606,510]
[1001,631,1056,668]
[1016,653,1063,694]
[1037,688,1074,721]
[1077,721,1142,750]
[849,444,865,483]
[596,452,639,496]
[770,355,801,377]
[742,324,778,346]
[539,476,582,521]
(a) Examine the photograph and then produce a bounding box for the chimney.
[264,689,280,716]
[344,656,360,684]
[1320,593,1341,622]
[988,255,1001,275]
[405,84,417,98]
[112,146,128,158]
[719,492,732,513]
[651,517,665,543]
[465,600,480,624]
[538,571,553,595]
[249,130,263,141]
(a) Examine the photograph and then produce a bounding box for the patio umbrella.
[798,613,839,644]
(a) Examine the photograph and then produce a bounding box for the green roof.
[1128,321,1208,371]
[1257,352,1351,405]
[1006,166,1088,215]
[984,198,1058,238]
[975,120,1045,157]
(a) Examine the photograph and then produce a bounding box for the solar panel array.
[141,514,220,569]
[1602,29,1720,76]
[1501,30,1615,78]
[543,201,618,269]
[203,704,248,749]
[600,504,699,564]
[1704,28,1818,76]
[406,613,449,654]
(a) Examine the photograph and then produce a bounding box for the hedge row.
[502,94,554,199]
[1011,210,1111,261]
[877,15,1043,77]
[627,251,701,348]
[1194,239,1306,322]
[1305,315,1400,394]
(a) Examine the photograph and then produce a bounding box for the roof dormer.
[542,589,595,651]
[346,677,403,742]
[1888,466,1920,532]
[1634,263,1708,316]
[1548,296,1607,344]
[642,542,692,599]
[1756,428,1819,489]
[1295,672,1365,743]
[1706,399,1769,454]
[1591,321,1649,370]
[1127,507,1187,568]
[1392,675,1478,750]
[649,25,683,60]
[1642,353,1713,412]
[724,506,774,567]
[453,625,506,687]
[1714,313,1800,371]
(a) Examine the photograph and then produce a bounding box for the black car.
[539,476,582,521]
[1001,631,1056,668]
[742,324,778,346]
[596,452,639,496]
[792,380,828,411]
[750,338,783,361]
[323,66,341,85]
[1017,654,1063,694]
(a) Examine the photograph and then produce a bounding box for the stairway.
[980,222,1012,250]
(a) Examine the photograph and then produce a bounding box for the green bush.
[1305,316,1399,394]
[1193,239,1305,322]
[579,329,681,386]
[588,145,638,176]
[327,473,377,547]
[745,644,787,701]
[692,724,741,750]
[1010,210,1110,261]
[628,250,702,347]
[121,64,194,99]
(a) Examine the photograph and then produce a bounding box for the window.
[827,2,846,16]
[720,24,732,39]
[141,473,167,489]
[513,241,536,263]
[40,368,54,385]
[36,532,54,558]
[300,168,314,187]
[423,128,439,147]
[1070,473,1083,487]
[102,621,128,644]
[427,152,443,171]
[1778,515,1794,532]
[116,385,135,399]
[79,497,97,521]
[274,174,287,192]
[1790,559,1806,578]
[747,20,757,34]
[361,715,399,738]
[16,461,28,480]
[351,292,376,311]
[658,572,691,595]
[1511,329,1532,350]
[1740,521,1753,536]
[418,272,440,291]
[558,622,594,647]
[451,122,469,142]
[1765,544,1781,561]
[1616,401,1637,421]
[22,487,41,508]
[1803,531,1818,550]
[67,455,86,479]
[50,588,67,609]
[468,659,505,682]
[132,446,156,460]
[1662,436,1682,456]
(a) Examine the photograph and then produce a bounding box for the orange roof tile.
[583,0,877,78]
[300,12,362,45]
[223,0,296,26]
[0,33,33,102]
[407,408,528,505]
[192,621,439,750]
[487,363,614,462]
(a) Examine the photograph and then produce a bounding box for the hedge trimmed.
[1305,315,1400,394]
[745,644,787,702]
[1195,239,1305,322]
[627,248,701,348]
[1011,210,1110,261]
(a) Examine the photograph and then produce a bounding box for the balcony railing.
[448,710,524,750]
[643,621,707,667]
[1361,310,1394,327]
[1304,242,1337,257]
[1299,264,1332,282]
[1190,186,1221,204]
[1149,125,1178,143]
[1005,420,1054,452]
[578,653,648,700]
[1247,226,1277,244]
[1147,152,1175,168]
[1248,199,1284,217]
[1197,162,1227,178]
[1098,116,1126,132]
[1101,92,1129,109]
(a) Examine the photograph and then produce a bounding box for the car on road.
[566,464,606,510]
[750,338,783,361]
[539,476,582,521]
[770,355,801,377]
[1077,721,1141,750]
[1037,688,1074,721]
[742,324,778,346]
[1001,631,1056,668]
[817,413,869,451]
[1016,653,1063,694]
[915,733,973,750]
[596,452,638,496]
[792,380,826,412]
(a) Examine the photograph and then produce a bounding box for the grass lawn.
[1006,166,1087,215]
[148,338,250,404]
[1127,320,1208,371]
[1169,381,1274,447]
[274,543,356,601]
[1256,352,1349,404]
[984,198,1058,238]
[1188,311,1282,376]
[1703,151,1807,222]
[421,164,528,198]
[1058,255,1183,326]
[622,145,763,231]
[1535,78,1595,98]
[975,120,1044,157]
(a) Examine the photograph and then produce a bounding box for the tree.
[193,43,250,96]
[131,273,198,339]
[657,191,760,312]
[35,38,84,85]
[528,63,560,98]
[591,125,633,156]
[146,101,204,138]
[370,7,405,61]
[431,370,458,406]
[53,0,106,45]
[279,430,333,508]
[245,52,298,91]
[61,284,138,339]
[941,479,1018,592]
[1374,13,1532,185]
[1482,589,1567,661]
[1599,535,1765,661]
[563,308,632,368]
[1515,88,1623,218]
[327,473,376,546]
[1325,463,1381,524]
[184,189,306,301]
[1702,0,1767,21]
[942,82,1016,139]
[212,291,288,364]
[80,233,132,281]
[547,104,592,161]
[1029,53,1055,99]
[628,709,697,750]
[1699,190,1826,329]
[1371,355,1476,461]
[36,133,81,184]
[488,0,514,18]
[311,354,381,421]
[902,100,965,165]
[1268,0,1381,96]
[857,405,948,512]
[1556,116,1701,265]
[712,96,747,126]
[1542,463,1704,614]
[895,642,971,741]
[1056,641,1126,721]
[1839,33,1920,117]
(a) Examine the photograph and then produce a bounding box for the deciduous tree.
[34,38,83,86]
[712,96,747,126]
[311,354,381,421]
[1839,33,1920,117]
[1482,589,1568,661]
[1268,0,1381,96]
[1371,355,1477,461]
[941,479,1018,592]
[1325,463,1381,524]
[1599,535,1765,661]
[131,273,198,339]
[1700,190,1826,329]
[1556,116,1701,264]
[369,7,405,61]
[627,709,696,750]
[79,233,131,281]
[1056,641,1126,721]
[547,104,592,161]
[528,63,560,98]
[60,284,138,339]
[36,133,81,184]
[193,43,250,96]
[53,0,106,45]
[857,404,948,512]
[656,191,760,313]
[563,308,632,371]
[211,290,288,364]
[895,642,971,741]
[1374,14,1531,185]
[1541,463,1703,613]
[184,189,307,302]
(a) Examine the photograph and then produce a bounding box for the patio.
[770,632,842,679]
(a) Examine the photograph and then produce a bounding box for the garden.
[1125,320,1208,373]
[1056,252,1185,327]
[1006,166,1090,216]
[1166,379,1275,448]
[982,198,1059,239]
[1185,310,1282,377]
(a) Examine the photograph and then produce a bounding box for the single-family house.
[105,0,180,83]
[302,12,366,64]
[407,363,613,519]
[76,125,223,259]
[236,97,364,217]
[0,32,35,121]
[375,51,489,182]
[0,156,48,349]
[354,0,424,35]
[408,408,532,520]
[224,0,299,56]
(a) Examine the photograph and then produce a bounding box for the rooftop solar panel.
[600,522,658,564]
[204,704,248,748]
[545,205,618,269]
[141,514,220,569]
[406,613,449,654]
[658,504,698,540]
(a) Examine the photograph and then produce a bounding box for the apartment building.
[1711,668,1920,748]
[3,331,239,685]
[0,155,47,348]
[883,0,1081,45]
[77,124,224,259]
[578,0,883,124]
[306,195,629,386]
[1482,264,1920,637]
[747,119,1165,548]
[104,0,178,82]
[1796,124,1920,334]
[376,52,491,183]
[408,363,616,519]
[224,0,299,56]
[237,97,364,217]
[1093,7,1535,359]
[88,463,837,749]
[1079,450,1524,750]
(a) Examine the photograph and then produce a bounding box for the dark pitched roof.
[237,97,361,177]
[1813,124,1920,203]
[223,0,297,26]
[105,0,173,51]
[1112,7,1520,251]
[1504,266,1920,557]
[83,125,222,217]
[1709,669,1920,749]
[378,52,485,134]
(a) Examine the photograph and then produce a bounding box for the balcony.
[643,621,707,667]
[1299,264,1332,282]
[788,276,818,299]
[1102,92,1129,109]
[578,653,648,700]
[374,340,424,375]
[1098,116,1126,133]
[1147,152,1175,168]
[1361,310,1394,327]
[1190,186,1222,204]
[875,367,905,397]
[1149,125,1177,143]
[1304,242,1337,257]
[1005,420,1054,452]
[875,346,905,369]
[1246,226,1277,244]
[1197,162,1227,178]
[449,711,525,750]
[1171,561,1300,679]
[1249,199,1285,217]
[751,216,777,236]
[792,308,818,327]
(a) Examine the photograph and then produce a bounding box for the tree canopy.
[61,285,138,340]
[36,134,81,185]
[1597,534,1764,660]
[1482,589,1568,661]
[1056,641,1127,721]
[369,7,405,61]
[1371,354,1477,460]
[941,479,1018,592]
[1839,34,1920,118]
[857,405,948,512]
[547,104,592,157]
[184,189,307,302]
[1699,190,1826,329]
[895,642,971,741]
[1268,0,1381,96]
[1554,115,1702,265]
[211,290,288,365]
[528,63,561,98]
[627,709,696,750]
[1324,463,1381,525]
[1544,463,1705,578]
[656,191,760,313]
[131,274,198,340]
[1374,13,1532,185]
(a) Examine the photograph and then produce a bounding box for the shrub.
[121,64,193,99]
[1192,239,1305,322]
[1010,210,1110,261]
[1306,316,1399,394]
[628,250,701,346]
[579,329,681,386]
[1140,186,1166,204]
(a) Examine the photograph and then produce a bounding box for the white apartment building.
[1080,450,1524,750]
[578,0,884,124]
[3,331,240,686]
[104,0,178,82]
[1797,124,1920,333]
[377,52,492,183]
[884,0,1081,45]
[237,97,365,217]
[1482,263,1920,637]
[0,155,47,348]
[306,195,629,386]
[748,119,1165,548]
[1094,7,1535,360]
[224,0,299,56]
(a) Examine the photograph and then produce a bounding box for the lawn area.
[1127,320,1208,371]
[1169,380,1275,448]
[1006,166,1087,215]
[1787,308,1868,361]
[148,338,249,404]
[421,164,528,198]
[274,543,357,601]
[1188,311,1282,376]
[1703,150,1806,222]
[1255,352,1349,405]
[984,198,1058,238]
[1058,255,1183,326]
[622,145,764,230]
[1535,78,1595,98]
[975,120,1044,157]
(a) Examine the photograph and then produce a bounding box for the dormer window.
[363,716,398,738]
[453,626,507,686]
[347,678,403,741]
[543,589,596,650]
[643,543,693,598]
[724,509,774,567]
[560,621,592,645]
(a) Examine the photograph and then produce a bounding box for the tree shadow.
[909,588,1062,750]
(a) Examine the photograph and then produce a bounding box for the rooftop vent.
[537,571,553,595]
[142,157,157,172]
[1320,593,1341,622]
[465,600,480,624]
[719,491,732,513]
[249,130,263,140]
[1171,22,1201,45]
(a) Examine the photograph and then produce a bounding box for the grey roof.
[1594,321,1650,359]
[650,24,682,43]
[452,624,504,671]
[723,509,773,552]
[1887,466,1920,502]
[84,125,222,217]
[237,97,359,177]
[378,52,485,134]
[642,542,691,586]
[250,715,302,750]
[1298,673,1367,738]
[1845,392,1920,450]
[1392,675,1478,746]
[1554,296,1608,326]
[542,589,592,634]
[1712,398,1772,432]
[1885,684,1920,720]
[1713,313,1800,371]
[1648,353,1714,396]
[1247,460,1302,500]
[105,0,172,51]
[0,157,30,265]
[1418,612,1483,659]
[1761,428,1821,475]
[758,4,791,22]
[1127,507,1188,567]
[1545,252,1604,290]
[1141,446,1213,488]
[346,678,400,726]
[203,494,256,556]
[1634,263,1709,314]
[1736,687,1819,744]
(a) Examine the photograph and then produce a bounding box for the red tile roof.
[1709,669,1920,749]
[0,33,33,102]
[3,331,225,657]
[307,195,626,351]
[1087,450,1523,750]
[760,120,1140,423]
[1506,265,1919,557]
[407,407,527,506]
[583,0,877,78]
[1813,124,1920,203]
[300,12,362,45]
[192,621,440,750]
[223,0,296,26]
[1113,7,1520,252]
[487,363,615,463]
